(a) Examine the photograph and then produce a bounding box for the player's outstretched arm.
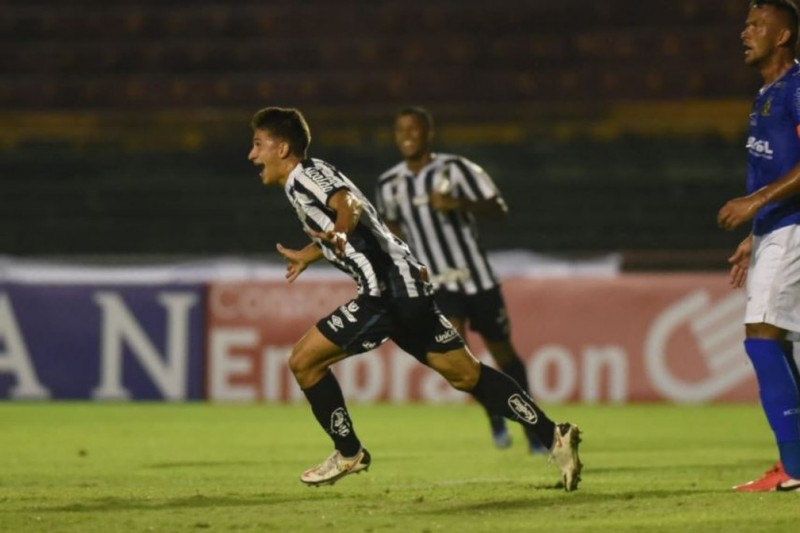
[276,242,323,283]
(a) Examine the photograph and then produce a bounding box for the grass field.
[0,403,796,533]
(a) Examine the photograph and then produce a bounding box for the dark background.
[0,0,760,269]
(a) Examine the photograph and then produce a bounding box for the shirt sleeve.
[449,157,503,202]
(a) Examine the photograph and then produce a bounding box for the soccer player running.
[374,106,546,453]
[248,106,582,489]
[717,0,800,492]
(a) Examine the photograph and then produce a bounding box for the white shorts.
[745,224,800,334]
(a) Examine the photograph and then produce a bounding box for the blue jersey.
[747,61,800,235]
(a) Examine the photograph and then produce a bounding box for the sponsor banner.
[206,274,759,404]
[501,274,756,403]
[0,283,206,400]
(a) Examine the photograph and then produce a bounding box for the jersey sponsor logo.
[412,194,430,206]
[435,328,459,344]
[508,393,538,424]
[330,407,352,437]
[305,167,339,193]
[435,315,459,344]
[361,340,378,350]
[746,136,774,158]
[326,314,344,332]
[431,268,472,285]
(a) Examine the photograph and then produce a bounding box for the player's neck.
[405,152,433,174]
[760,53,796,86]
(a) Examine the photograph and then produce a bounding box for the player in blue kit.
[247,106,583,490]
[718,0,800,492]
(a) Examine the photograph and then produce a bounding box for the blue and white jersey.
[747,61,800,236]
[284,158,431,298]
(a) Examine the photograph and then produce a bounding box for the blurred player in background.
[374,106,546,453]
[717,0,800,492]
[248,106,582,489]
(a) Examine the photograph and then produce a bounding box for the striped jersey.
[375,153,503,294]
[284,158,431,298]
[747,61,800,236]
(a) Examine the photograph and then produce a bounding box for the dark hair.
[250,107,311,157]
[752,0,800,48]
[396,105,434,131]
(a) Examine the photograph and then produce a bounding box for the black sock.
[499,357,531,393]
[499,357,543,444]
[302,370,362,457]
[471,363,555,448]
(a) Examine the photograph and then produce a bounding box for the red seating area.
[1,0,753,110]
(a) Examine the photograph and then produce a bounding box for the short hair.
[250,107,311,158]
[752,0,799,49]
[396,105,434,131]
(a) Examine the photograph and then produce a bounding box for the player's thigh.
[316,296,394,355]
[388,295,469,368]
[465,286,511,342]
[290,325,349,379]
[746,225,800,333]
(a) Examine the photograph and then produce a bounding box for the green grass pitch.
[0,403,797,532]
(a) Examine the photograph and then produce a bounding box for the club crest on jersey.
[761,97,773,117]
[330,408,352,437]
[508,394,538,424]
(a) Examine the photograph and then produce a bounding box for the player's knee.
[447,369,479,391]
[288,347,313,384]
[433,353,480,391]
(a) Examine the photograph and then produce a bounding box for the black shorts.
[434,286,511,342]
[316,294,465,363]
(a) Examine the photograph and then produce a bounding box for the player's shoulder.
[780,63,800,89]
[296,158,348,191]
[378,161,406,184]
[438,153,487,176]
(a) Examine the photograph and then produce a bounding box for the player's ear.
[278,141,291,159]
[777,27,792,48]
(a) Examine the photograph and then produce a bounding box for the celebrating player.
[374,106,546,452]
[248,106,582,489]
[717,0,800,492]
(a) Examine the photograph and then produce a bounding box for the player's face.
[741,6,787,66]
[248,129,288,186]
[395,114,432,161]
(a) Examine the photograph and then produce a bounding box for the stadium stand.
[0,0,758,267]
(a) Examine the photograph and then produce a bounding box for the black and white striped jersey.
[284,158,432,298]
[375,153,503,294]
